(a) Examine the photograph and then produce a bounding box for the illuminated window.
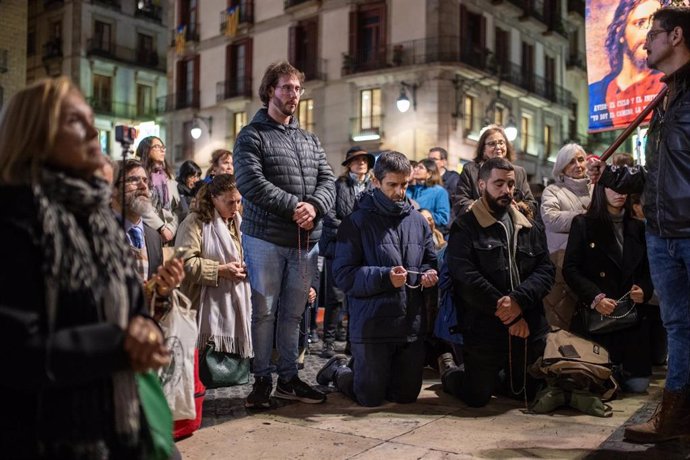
[464,95,474,133]
[298,99,314,132]
[233,111,247,141]
[360,88,381,131]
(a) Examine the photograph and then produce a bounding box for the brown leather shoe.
[624,388,690,443]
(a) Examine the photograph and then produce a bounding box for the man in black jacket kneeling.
[442,157,554,408]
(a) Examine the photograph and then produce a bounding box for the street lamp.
[190,115,212,140]
[396,81,419,113]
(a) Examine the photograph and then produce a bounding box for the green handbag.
[136,371,174,460]
[198,340,250,389]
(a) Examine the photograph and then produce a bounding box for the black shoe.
[316,354,349,386]
[275,375,326,404]
[308,329,320,344]
[321,341,336,359]
[245,376,273,409]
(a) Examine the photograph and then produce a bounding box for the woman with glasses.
[454,124,536,218]
[563,182,653,393]
[136,136,183,244]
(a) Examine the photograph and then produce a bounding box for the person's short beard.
[126,193,153,216]
[484,190,512,216]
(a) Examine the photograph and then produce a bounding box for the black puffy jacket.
[234,109,335,247]
[600,61,690,238]
[319,174,373,259]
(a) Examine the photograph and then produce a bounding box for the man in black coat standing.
[442,157,554,408]
[316,151,438,407]
[234,61,335,409]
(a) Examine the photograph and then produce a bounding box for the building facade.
[0,1,28,110]
[27,0,168,159]
[163,0,588,183]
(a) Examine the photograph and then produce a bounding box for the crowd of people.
[1,5,689,458]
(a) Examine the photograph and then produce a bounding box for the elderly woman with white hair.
[540,143,592,329]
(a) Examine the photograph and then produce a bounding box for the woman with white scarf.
[176,174,253,360]
[540,143,592,329]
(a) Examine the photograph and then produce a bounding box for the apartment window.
[521,42,535,91]
[463,95,474,133]
[137,33,154,64]
[544,124,554,159]
[494,105,505,126]
[298,99,314,132]
[545,55,556,100]
[136,84,153,117]
[494,27,510,74]
[360,88,381,131]
[349,2,386,71]
[176,55,200,109]
[460,6,486,69]
[92,74,112,112]
[289,18,318,80]
[520,115,531,153]
[94,20,112,52]
[225,38,253,98]
[233,111,247,141]
[179,0,199,39]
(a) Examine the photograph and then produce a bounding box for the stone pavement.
[178,341,690,459]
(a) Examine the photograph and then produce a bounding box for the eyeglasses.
[485,139,506,148]
[124,176,149,185]
[646,29,670,44]
[276,84,305,96]
[150,144,166,151]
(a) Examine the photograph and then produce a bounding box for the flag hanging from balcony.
[585,0,688,132]
[175,25,187,55]
[225,5,239,38]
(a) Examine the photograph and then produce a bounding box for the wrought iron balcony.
[157,91,200,113]
[86,97,157,120]
[135,3,163,23]
[216,77,253,102]
[170,23,200,47]
[219,1,254,33]
[298,57,326,82]
[86,39,164,71]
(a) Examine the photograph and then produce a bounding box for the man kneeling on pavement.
[317,151,439,406]
[442,157,555,407]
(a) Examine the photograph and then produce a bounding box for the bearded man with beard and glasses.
[589,0,664,129]
[441,157,554,408]
[112,159,164,284]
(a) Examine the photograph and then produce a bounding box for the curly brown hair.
[192,174,238,223]
[258,61,305,106]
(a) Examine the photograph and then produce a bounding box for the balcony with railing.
[567,51,586,71]
[219,1,254,33]
[86,39,164,71]
[216,77,253,102]
[170,23,200,47]
[298,57,326,81]
[343,36,573,107]
[157,91,200,113]
[0,49,8,74]
[135,3,163,23]
[86,97,157,120]
[350,115,384,142]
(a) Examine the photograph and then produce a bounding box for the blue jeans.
[646,233,690,391]
[243,234,318,380]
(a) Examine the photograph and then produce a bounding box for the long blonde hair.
[0,77,79,185]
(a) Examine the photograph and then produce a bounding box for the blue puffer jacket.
[333,189,437,343]
[406,184,450,227]
[234,108,335,247]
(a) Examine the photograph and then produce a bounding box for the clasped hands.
[293,201,316,230]
[495,295,530,338]
[389,266,439,289]
[594,284,644,316]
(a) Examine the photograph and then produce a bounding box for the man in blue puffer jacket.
[316,151,438,407]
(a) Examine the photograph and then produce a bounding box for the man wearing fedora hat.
[319,146,376,358]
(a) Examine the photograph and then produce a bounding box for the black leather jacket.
[600,60,690,238]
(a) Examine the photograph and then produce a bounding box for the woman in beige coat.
[540,143,591,329]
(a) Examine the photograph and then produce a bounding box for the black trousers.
[442,334,545,408]
[334,340,425,407]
